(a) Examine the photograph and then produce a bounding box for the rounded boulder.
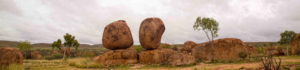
[139,17,165,50]
[102,20,134,50]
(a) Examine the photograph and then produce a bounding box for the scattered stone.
[0,47,23,67]
[291,33,300,55]
[139,17,165,50]
[139,48,174,64]
[102,20,134,50]
[192,38,248,60]
[97,49,138,66]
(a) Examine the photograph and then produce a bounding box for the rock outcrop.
[139,48,175,64]
[291,33,300,55]
[192,38,248,60]
[96,49,138,66]
[0,47,23,67]
[102,20,133,50]
[167,53,196,66]
[179,41,197,54]
[139,17,165,50]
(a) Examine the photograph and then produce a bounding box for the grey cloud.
[0,0,299,44]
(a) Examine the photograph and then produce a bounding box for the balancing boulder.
[0,47,23,67]
[139,17,165,50]
[102,20,133,50]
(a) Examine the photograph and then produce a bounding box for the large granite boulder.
[139,17,165,50]
[102,20,133,50]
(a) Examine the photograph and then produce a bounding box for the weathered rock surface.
[167,53,196,66]
[97,49,138,66]
[102,20,134,50]
[0,47,23,67]
[265,46,285,56]
[179,41,197,54]
[139,48,174,64]
[139,17,165,50]
[292,33,300,55]
[192,38,248,60]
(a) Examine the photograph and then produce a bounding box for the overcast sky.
[0,0,299,44]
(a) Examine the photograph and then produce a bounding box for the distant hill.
[0,40,102,48]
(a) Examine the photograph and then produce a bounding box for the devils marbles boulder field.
[139,17,165,50]
[102,20,134,50]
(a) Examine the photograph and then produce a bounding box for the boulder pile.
[138,17,195,65]
[0,47,23,68]
[192,38,248,60]
[97,20,137,66]
[291,33,300,55]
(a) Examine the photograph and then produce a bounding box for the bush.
[44,53,64,60]
[133,46,144,53]
[239,52,248,59]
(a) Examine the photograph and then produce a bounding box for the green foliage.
[17,41,32,52]
[193,17,219,41]
[239,52,248,59]
[239,66,245,69]
[63,33,80,48]
[279,30,296,44]
[17,41,32,58]
[133,45,145,53]
[51,39,62,51]
[44,53,64,60]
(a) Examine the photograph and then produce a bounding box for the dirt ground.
[22,56,300,70]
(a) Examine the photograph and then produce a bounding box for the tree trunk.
[286,45,289,56]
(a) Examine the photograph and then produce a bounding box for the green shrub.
[239,52,248,59]
[239,66,245,69]
[44,53,64,60]
[133,46,144,53]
